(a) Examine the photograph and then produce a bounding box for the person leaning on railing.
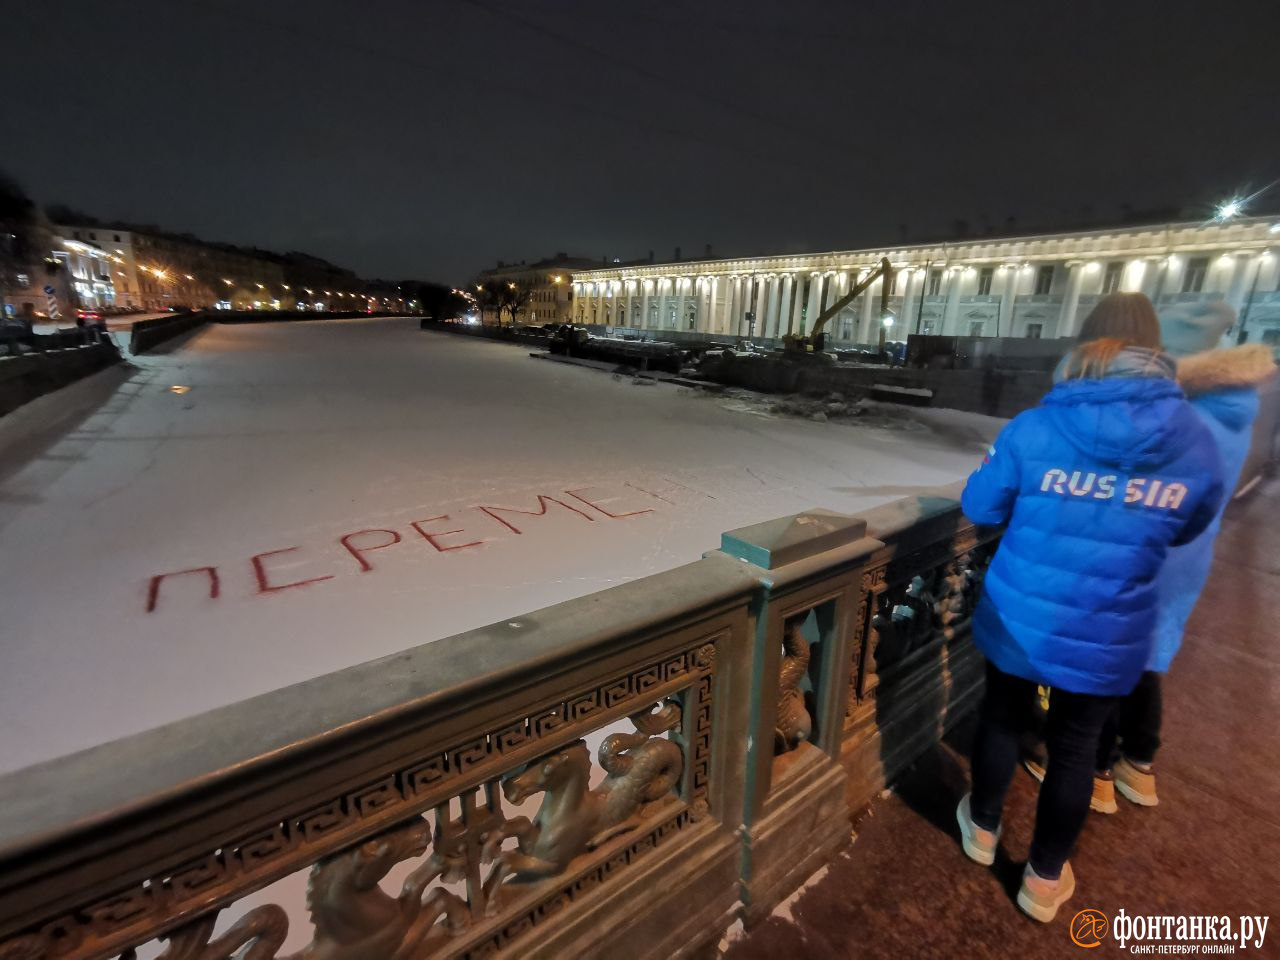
[953,293,1224,924]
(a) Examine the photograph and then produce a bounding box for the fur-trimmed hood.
[1176,343,1276,397]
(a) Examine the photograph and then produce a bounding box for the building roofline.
[569,215,1279,279]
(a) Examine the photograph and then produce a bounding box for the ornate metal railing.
[0,484,997,960]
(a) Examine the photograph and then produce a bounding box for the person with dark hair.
[955,293,1224,922]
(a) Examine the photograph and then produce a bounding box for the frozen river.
[0,317,1003,773]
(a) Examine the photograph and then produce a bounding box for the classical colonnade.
[571,217,1280,343]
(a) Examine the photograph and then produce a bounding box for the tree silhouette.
[1,171,55,322]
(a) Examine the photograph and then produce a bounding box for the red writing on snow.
[144,485,659,612]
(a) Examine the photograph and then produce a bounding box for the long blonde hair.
[1062,293,1161,380]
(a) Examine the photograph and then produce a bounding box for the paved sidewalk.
[725,474,1280,959]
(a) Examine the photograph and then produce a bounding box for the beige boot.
[1114,756,1159,806]
[1017,861,1076,923]
[1023,759,1117,815]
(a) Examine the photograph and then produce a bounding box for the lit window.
[927,269,942,296]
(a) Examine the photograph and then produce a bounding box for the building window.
[1035,265,1054,295]
[16,273,30,288]
[927,269,942,296]
[969,320,985,337]
[1102,262,1123,294]
[977,267,993,296]
[114,234,121,242]
[1182,257,1208,293]
[1025,322,1043,339]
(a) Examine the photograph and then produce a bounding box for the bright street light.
[1216,198,1244,220]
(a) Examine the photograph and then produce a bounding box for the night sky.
[4,0,1278,283]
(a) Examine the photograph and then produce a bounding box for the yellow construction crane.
[782,257,895,355]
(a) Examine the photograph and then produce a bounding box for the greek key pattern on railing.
[1,640,720,960]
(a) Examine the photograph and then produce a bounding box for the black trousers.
[970,662,1119,879]
[1098,670,1163,767]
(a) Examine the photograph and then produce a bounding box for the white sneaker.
[1017,861,1076,923]
[956,793,1000,866]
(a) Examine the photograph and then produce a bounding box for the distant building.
[474,253,600,326]
[54,235,117,312]
[59,225,288,311]
[570,217,1280,346]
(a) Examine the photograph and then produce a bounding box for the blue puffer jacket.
[962,348,1224,695]
[1149,344,1276,671]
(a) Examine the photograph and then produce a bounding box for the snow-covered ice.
[0,317,1005,774]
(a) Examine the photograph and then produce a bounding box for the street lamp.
[1216,198,1244,221]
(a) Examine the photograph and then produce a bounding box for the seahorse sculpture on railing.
[126,815,472,960]
[107,701,688,960]
[774,619,812,754]
[501,700,685,878]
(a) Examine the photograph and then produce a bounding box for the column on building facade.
[1058,262,1086,337]
[760,275,779,338]
[833,270,852,339]
[803,273,823,336]
[899,267,917,335]
[655,278,669,329]
[1140,257,1166,301]
[751,275,768,339]
[788,273,806,336]
[608,280,619,326]
[859,269,876,341]
[942,268,964,335]
[999,265,1019,336]
[724,277,739,334]
[639,280,651,330]
[594,282,605,326]
[674,278,688,331]
[1222,254,1252,313]
[776,275,794,338]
